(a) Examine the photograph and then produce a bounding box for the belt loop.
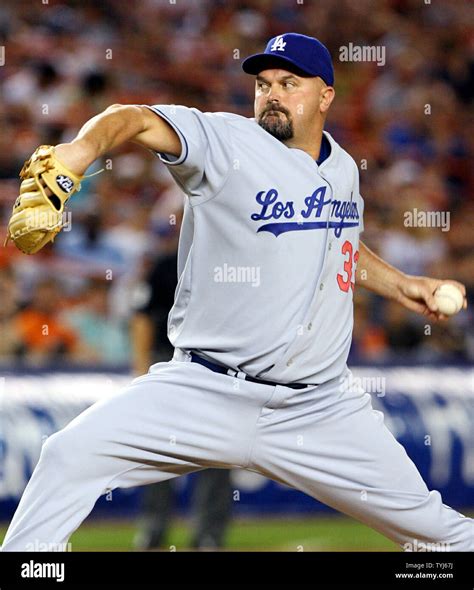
[227,369,247,380]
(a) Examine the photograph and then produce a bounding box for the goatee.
[258,109,294,141]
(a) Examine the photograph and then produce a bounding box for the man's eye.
[284,81,295,88]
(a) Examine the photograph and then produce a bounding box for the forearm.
[54,104,147,175]
[356,241,405,300]
[356,241,467,318]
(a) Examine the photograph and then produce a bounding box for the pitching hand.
[396,275,467,322]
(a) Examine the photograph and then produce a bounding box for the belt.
[190,352,313,389]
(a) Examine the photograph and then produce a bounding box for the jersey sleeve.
[144,105,233,202]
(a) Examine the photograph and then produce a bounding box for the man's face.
[254,69,325,141]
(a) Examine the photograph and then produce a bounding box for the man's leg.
[190,469,232,549]
[1,360,263,551]
[250,369,474,551]
[133,481,175,550]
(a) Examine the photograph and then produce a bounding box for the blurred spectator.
[65,279,130,366]
[351,293,389,362]
[13,278,80,366]
[54,210,126,271]
[384,299,424,358]
[0,267,21,363]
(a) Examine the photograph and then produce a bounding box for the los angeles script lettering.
[251,186,359,223]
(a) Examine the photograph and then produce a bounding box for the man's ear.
[320,85,335,114]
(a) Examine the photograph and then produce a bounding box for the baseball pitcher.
[2,34,472,551]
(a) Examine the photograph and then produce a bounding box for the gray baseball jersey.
[146,105,365,385]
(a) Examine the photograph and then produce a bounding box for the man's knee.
[39,429,85,472]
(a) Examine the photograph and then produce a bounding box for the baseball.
[434,284,464,316]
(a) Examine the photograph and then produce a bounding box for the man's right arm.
[54,104,181,175]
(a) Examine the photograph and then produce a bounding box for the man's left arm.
[356,241,467,321]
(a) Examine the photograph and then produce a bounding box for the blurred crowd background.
[0,0,472,369]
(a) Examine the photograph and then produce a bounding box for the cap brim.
[242,53,315,77]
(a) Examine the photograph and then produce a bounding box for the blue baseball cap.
[242,33,334,86]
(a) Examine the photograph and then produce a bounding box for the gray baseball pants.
[2,359,473,551]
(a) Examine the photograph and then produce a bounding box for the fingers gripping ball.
[4,145,83,255]
[434,284,464,316]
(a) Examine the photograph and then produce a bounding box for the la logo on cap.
[270,35,286,52]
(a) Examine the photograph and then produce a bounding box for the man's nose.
[266,83,283,101]
[266,96,282,110]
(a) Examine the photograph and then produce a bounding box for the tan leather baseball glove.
[4,145,83,254]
